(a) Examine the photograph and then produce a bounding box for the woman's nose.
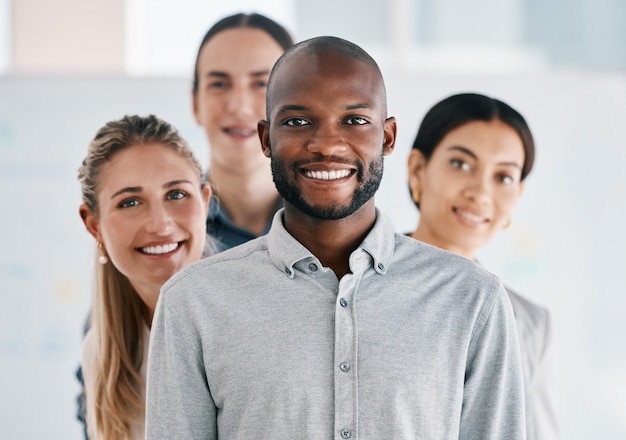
[144,204,173,234]
[462,175,492,204]
[225,86,255,117]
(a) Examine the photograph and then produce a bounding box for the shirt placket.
[333,251,368,439]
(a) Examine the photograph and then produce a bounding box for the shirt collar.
[267,208,395,278]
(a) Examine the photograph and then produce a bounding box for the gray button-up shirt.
[147,209,525,439]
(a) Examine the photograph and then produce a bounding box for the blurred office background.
[0,0,625,438]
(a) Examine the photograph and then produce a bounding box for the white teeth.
[305,169,351,180]
[141,242,179,255]
[457,210,486,223]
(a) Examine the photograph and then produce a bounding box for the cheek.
[179,202,208,232]
[198,94,224,122]
[100,214,132,245]
[253,91,267,118]
[493,194,521,224]
[423,173,458,201]
[498,188,522,209]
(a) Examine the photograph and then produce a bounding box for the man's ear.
[258,120,271,158]
[79,204,100,242]
[407,149,426,201]
[382,116,397,156]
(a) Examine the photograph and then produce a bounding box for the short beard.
[271,153,384,220]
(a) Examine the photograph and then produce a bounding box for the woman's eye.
[284,118,310,127]
[119,199,139,209]
[208,80,228,90]
[451,158,470,171]
[253,80,268,89]
[345,116,368,126]
[499,174,515,185]
[168,190,186,200]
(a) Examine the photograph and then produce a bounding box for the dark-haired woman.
[407,93,559,440]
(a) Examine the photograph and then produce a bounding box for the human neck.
[283,202,377,279]
[132,284,158,329]
[209,164,280,235]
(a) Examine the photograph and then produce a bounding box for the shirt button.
[339,362,351,372]
[339,298,348,307]
[308,263,318,272]
[340,428,352,438]
[377,262,385,270]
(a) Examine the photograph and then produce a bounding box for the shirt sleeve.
[461,281,526,439]
[145,289,217,440]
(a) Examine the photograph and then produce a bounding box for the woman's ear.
[407,149,426,201]
[79,204,100,242]
[202,184,212,217]
[192,91,201,126]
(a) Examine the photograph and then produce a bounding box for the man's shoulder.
[163,236,271,292]
[395,234,497,277]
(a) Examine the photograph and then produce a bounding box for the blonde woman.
[77,114,212,439]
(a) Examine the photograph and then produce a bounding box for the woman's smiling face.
[90,143,209,300]
[193,28,285,174]
[409,119,525,259]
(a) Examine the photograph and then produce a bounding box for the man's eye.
[345,116,368,125]
[284,118,310,127]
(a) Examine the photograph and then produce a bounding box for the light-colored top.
[146,208,526,440]
[81,322,150,440]
[507,288,559,440]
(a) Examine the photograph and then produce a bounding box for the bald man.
[146,36,525,440]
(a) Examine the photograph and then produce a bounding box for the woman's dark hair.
[412,93,535,180]
[192,12,294,93]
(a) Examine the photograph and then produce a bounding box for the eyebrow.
[275,104,309,115]
[274,103,371,117]
[206,70,271,78]
[447,145,521,168]
[110,179,194,199]
[345,103,371,110]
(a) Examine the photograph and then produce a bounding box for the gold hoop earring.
[98,242,109,265]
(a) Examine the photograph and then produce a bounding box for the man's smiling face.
[260,48,395,220]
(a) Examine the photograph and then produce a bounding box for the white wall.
[0,70,625,439]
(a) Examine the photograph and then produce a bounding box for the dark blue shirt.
[206,194,283,251]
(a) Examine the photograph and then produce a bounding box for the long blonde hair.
[77,114,208,439]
